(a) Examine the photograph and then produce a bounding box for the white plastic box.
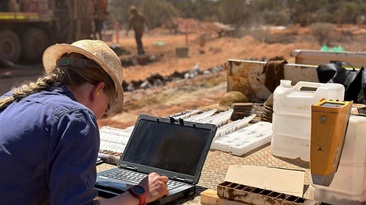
[271,80,345,161]
[211,121,272,156]
[309,116,366,204]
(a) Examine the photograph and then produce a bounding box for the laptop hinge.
[126,165,137,170]
[173,176,194,184]
[119,164,137,170]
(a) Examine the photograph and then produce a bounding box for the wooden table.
[97,143,311,205]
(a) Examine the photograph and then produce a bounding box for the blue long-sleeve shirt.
[0,84,99,205]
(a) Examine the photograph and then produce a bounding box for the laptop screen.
[122,117,215,176]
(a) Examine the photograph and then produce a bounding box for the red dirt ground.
[98,25,322,128]
[2,22,366,129]
[99,23,366,129]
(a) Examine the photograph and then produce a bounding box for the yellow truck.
[0,0,107,64]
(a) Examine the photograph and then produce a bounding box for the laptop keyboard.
[101,169,186,190]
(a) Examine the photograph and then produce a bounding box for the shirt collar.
[50,83,77,102]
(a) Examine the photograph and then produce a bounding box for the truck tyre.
[0,30,21,63]
[21,28,50,63]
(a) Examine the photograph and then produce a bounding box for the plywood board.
[291,49,366,68]
[224,165,305,197]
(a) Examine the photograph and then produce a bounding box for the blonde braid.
[0,71,58,111]
[0,53,117,112]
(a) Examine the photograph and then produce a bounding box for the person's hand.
[138,172,169,203]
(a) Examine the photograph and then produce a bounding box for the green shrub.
[309,22,335,45]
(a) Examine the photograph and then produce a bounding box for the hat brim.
[42,44,124,113]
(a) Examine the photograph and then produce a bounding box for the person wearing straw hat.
[0,39,168,205]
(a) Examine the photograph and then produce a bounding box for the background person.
[126,6,149,55]
[0,39,168,205]
[93,0,109,40]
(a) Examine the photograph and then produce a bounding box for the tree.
[218,0,249,28]
[251,0,289,25]
[141,0,178,28]
[333,1,363,24]
[170,0,220,21]
[106,0,366,32]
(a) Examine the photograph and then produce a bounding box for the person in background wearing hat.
[0,40,168,205]
[126,6,149,55]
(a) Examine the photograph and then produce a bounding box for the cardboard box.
[224,165,305,197]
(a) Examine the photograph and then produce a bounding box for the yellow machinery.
[0,0,108,63]
[310,98,353,186]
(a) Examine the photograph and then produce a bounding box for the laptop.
[95,114,217,204]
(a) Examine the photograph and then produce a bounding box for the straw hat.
[130,5,137,11]
[42,39,124,113]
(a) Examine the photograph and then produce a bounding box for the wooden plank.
[200,189,245,205]
[291,49,366,68]
[201,189,219,205]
